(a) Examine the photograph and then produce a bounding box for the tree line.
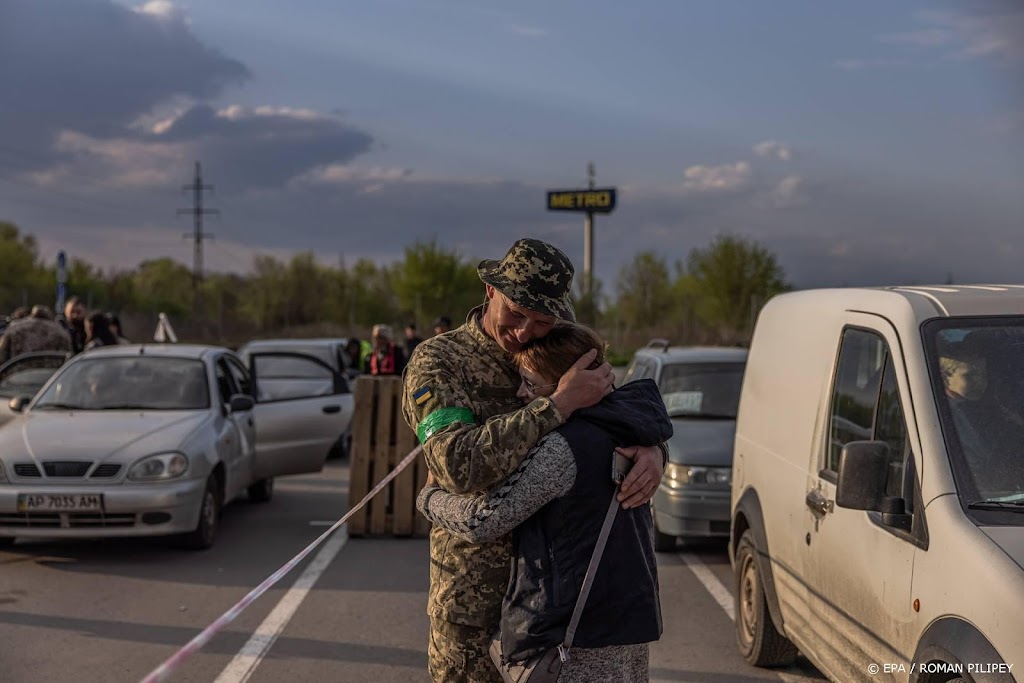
[0,221,789,353]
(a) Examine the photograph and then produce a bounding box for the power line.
[177,161,218,315]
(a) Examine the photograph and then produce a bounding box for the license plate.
[17,493,104,512]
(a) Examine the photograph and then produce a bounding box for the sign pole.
[584,162,595,299]
[56,250,67,317]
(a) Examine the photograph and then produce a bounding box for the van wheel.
[652,510,677,552]
[248,477,274,503]
[179,475,220,550]
[735,529,797,667]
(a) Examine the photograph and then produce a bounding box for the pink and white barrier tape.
[138,445,423,683]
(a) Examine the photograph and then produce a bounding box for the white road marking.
[213,528,349,683]
[679,552,735,621]
[679,551,821,682]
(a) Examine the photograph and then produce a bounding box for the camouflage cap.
[478,238,576,321]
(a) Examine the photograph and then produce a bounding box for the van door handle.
[805,490,833,516]
[322,405,341,414]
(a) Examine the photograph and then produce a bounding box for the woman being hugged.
[418,322,672,682]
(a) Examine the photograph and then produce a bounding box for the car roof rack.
[646,338,671,352]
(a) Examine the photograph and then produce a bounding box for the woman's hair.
[513,321,606,381]
[86,312,117,346]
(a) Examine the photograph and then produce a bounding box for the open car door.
[248,351,354,479]
[0,351,70,427]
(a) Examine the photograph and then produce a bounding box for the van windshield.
[924,318,1024,508]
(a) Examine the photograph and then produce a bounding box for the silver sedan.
[0,344,353,549]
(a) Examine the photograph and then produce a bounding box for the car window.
[33,357,210,410]
[874,355,912,504]
[625,359,653,382]
[252,354,336,401]
[214,358,237,404]
[658,362,745,419]
[827,328,886,474]
[225,356,253,397]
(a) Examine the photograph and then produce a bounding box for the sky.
[0,0,1022,291]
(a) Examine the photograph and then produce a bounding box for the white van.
[730,286,1024,683]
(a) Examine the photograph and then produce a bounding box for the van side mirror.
[8,396,31,413]
[836,441,913,531]
[229,394,255,413]
[836,442,890,510]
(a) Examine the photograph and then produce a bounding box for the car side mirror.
[835,441,890,511]
[228,394,255,413]
[8,395,31,413]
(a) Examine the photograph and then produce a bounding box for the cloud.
[874,6,1024,64]
[133,0,189,24]
[753,140,793,162]
[682,161,752,193]
[510,25,547,38]
[832,58,910,71]
[0,0,248,164]
[768,175,809,209]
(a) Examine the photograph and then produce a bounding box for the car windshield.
[658,362,745,419]
[33,357,210,411]
[925,318,1024,506]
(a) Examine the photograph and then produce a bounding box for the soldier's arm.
[416,433,576,543]
[402,346,564,494]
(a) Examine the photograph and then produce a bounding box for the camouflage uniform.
[0,317,72,364]
[402,239,576,683]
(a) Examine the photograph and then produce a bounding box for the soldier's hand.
[549,349,615,419]
[616,445,664,509]
[425,471,437,488]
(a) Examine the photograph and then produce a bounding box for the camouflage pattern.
[428,617,503,683]
[402,305,565,637]
[0,318,72,364]
[477,238,576,321]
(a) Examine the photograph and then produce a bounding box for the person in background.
[0,304,72,363]
[84,312,118,350]
[366,324,407,376]
[63,297,86,353]
[107,312,129,343]
[432,315,452,336]
[405,322,424,358]
[343,338,364,379]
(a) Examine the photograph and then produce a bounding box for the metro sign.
[546,188,617,214]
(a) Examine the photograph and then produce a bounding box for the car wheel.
[651,507,677,552]
[735,529,797,667]
[248,477,274,503]
[179,475,220,550]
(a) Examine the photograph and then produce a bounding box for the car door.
[0,351,70,427]
[801,317,922,681]
[212,356,246,492]
[248,351,353,479]
[223,355,256,459]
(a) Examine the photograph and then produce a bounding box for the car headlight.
[128,453,189,481]
[666,464,732,486]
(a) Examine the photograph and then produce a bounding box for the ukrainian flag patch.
[413,386,433,405]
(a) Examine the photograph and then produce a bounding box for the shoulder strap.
[559,488,620,659]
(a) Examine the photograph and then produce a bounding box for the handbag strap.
[559,487,620,657]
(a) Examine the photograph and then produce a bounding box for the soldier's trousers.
[428,617,502,683]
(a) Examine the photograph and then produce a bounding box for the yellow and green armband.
[417,406,475,443]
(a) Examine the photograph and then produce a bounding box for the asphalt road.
[0,459,826,683]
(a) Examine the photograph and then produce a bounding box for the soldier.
[0,305,72,364]
[402,238,666,683]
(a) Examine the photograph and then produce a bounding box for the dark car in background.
[623,341,747,550]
